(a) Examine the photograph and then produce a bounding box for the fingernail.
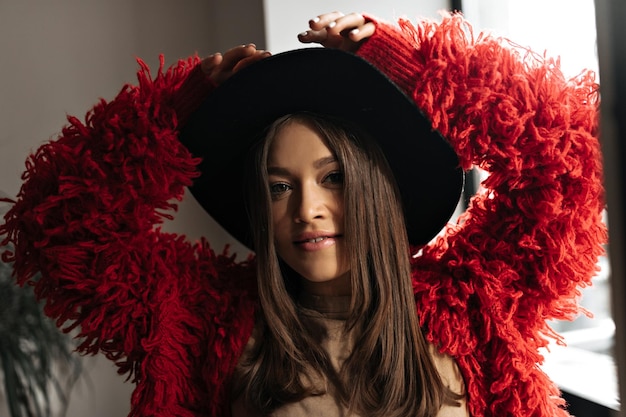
[298,31,309,37]
[246,43,256,48]
[350,28,360,35]
[311,16,320,23]
[328,21,337,28]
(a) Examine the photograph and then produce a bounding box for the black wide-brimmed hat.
[180,48,464,249]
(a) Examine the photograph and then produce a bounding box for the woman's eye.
[269,182,291,197]
[324,171,344,186]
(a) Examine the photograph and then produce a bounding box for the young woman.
[228,112,466,417]
[0,11,605,417]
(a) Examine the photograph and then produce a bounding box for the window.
[461,0,618,413]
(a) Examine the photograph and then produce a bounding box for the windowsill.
[541,326,620,411]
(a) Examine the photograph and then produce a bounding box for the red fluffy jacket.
[0,14,606,417]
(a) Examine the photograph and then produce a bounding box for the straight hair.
[232,113,462,416]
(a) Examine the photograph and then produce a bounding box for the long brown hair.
[233,113,461,416]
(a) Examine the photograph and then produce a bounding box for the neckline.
[297,292,351,320]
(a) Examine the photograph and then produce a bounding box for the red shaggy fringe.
[1,14,606,417]
[361,13,605,417]
[0,56,257,416]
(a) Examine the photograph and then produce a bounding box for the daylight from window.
[462,0,617,411]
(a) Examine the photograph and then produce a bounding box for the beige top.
[231,294,468,417]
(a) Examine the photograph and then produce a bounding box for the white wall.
[0,1,449,416]
[0,2,226,416]
[462,0,598,78]
[264,0,449,53]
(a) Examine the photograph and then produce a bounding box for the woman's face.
[267,121,350,296]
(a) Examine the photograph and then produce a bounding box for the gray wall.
[0,1,446,415]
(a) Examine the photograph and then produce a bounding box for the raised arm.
[0,47,265,415]
[1,53,203,354]
[359,14,606,416]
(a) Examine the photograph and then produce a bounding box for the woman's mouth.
[299,237,327,243]
[294,234,341,251]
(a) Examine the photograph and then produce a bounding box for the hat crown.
[180,48,463,249]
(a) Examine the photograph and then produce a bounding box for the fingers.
[302,21,373,44]
[220,44,258,72]
[308,11,346,30]
[200,53,224,75]
[232,49,271,73]
[297,29,327,45]
[298,12,375,52]
[203,44,271,84]
[310,12,363,34]
[346,22,375,42]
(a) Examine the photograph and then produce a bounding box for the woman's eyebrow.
[313,155,338,169]
[267,156,338,176]
[267,166,291,176]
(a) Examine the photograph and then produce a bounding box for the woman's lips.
[294,233,342,251]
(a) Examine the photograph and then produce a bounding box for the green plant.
[0,199,81,417]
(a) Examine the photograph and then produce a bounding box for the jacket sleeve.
[357,15,607,417]
[0,56,257,416]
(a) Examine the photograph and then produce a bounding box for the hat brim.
[180,48,464,249]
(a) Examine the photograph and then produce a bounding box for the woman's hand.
[298,12,375,53]
[200,44,271,85]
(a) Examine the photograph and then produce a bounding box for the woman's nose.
[294,184,325,223]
